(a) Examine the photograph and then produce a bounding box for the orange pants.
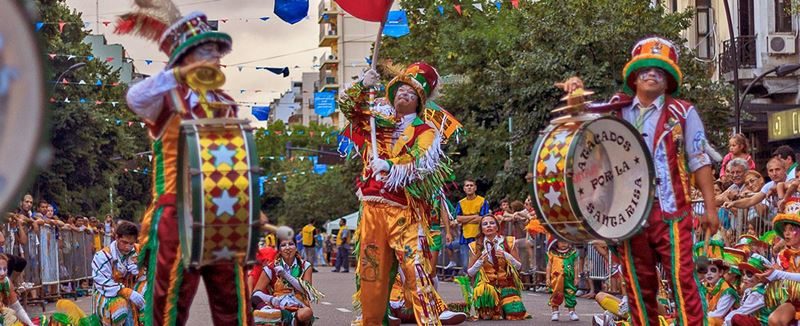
[355,201,443,326]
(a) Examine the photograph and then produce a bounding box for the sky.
[65,0,327,115]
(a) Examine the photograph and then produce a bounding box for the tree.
[382,0,731,202]
[31,0,151,219]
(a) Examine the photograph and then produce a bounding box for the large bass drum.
[530,114,655,243]
[0,2,46,212]
[177,118,260,268]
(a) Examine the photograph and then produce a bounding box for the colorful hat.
[723,247,747,274]
[734,234,768,253]
[386,62,440,110]
[115,1,232,68]
[773,197,800,237]
[760,230,780,246]
[738,253,771,275]
[622,36,683,96]
[694,239,725,263]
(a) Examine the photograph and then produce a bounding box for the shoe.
[332,269,339,273]
[576,290,586,297]
[569,311,580,321]
[312,268,319,273]
[551,311,559,321]
[388,315,401,326]
[439,310,467,325]
[341,270,349,273]
[592,315,605,326]
[444,261,457,270]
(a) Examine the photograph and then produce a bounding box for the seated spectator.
[251,237,322,326]
[92,221,144,326]
[715,158,749,206]
[0,254,34,326]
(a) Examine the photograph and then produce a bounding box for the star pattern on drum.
[553,131,570,144]
[212,246,236,261]
[212,189,238,216]
[544,152,560,174]
[209,146,237,167]
[544,187,561,207]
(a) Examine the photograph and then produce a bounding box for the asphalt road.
[55,266,603,325]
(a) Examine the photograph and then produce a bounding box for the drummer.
[562,36,719,326]
[118,3,248,325]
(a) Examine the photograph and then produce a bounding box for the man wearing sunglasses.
[562,37,719,326]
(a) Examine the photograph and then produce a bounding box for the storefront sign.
[768,108,800,142]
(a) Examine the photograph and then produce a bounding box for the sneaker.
[341,270,349,273]
[439,310,467,325]
[444,261,457,270]
[332,269,339,273]
[592,315,606,326]
[569,311,580,321]
[576,290,586,297]
[618,296,629,316]
[551,311,559,321]
[387,315,401,326]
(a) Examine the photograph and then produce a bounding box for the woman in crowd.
[251,237,323,325]
[466,215,528,320]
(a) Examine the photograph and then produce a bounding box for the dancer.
[92,221,143,326]
[724,254,772,326]
[338,62,466,325]
[465,215,528,321]
[562,36,718,326]
[118,1,250,324]
[547,239,579,322]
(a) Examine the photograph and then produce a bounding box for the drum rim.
[243,125,260,265]
[564,115,656,243]
[0,2,47,212]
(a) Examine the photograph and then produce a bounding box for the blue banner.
[313,164,329,175]
[314,91,337,117]
[383,10,410,38]
[274,0,309,25]
[252,106,271,121]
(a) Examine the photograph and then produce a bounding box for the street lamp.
[736,63,800,132]
[51,62,86,95]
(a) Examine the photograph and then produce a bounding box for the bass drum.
[0,2,46,212]
[177,118,260,268]
[530,115,655,243]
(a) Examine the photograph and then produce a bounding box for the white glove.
[370,159,391,176]
[126,263,139,276]
[361,69,380,88]
[273,265,286,277]
[128,290,145,309]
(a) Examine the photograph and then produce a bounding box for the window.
[776,0,793,32]
[696,0,713,58]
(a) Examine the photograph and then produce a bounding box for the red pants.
[145,204,252,326]
[618,203,703,326]
[730,314,762,326]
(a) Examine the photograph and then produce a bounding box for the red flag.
[511,0,519,8]
[454,4,462,15]
[334,0,393,22]
[58,21,66,33]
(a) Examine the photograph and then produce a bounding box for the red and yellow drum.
[178,118,260,268]
[530,114,655,243]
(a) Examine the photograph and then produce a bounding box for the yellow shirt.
[301,224,316,246]
[459,195,487,239]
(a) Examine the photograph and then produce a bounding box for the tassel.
[114,13,168,42]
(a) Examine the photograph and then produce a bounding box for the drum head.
[0,3,46,212]
[566,117,654,241]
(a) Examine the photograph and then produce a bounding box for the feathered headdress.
[114,0,181,42]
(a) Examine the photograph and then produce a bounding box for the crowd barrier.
[3,224,97,309]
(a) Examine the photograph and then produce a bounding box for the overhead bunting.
[252,106,271,121]
[274,0,309,25]
[383,10,410,38]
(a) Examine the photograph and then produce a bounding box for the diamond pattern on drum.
[198,127,252,265]
[535,124,593,241]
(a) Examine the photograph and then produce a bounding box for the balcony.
[720,35,757,80]
[318,0,339,23]
[320,54,338,70]
[318,76,339,91]
[319,24,338,47]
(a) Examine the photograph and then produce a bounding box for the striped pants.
[618,203,704,326]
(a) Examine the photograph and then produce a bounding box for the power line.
[229,34,377,65]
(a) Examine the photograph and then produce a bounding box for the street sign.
[314,91,337,117]
[768,108,800,142]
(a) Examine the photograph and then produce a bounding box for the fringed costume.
[251,256,323,325]
[117,2,250,324]
[92,241,141,326]
[548,244,578,311]
[466,236,527,320]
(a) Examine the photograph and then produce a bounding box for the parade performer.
[759,198,800,325]
[463,215,528,321]
[117,1,250,324]
[251,237,322,326]
[562,36,718,326]
[0,254,33,326]
[724,254,772,326]
[546,238,580,322]
[695,241,739,326]
[338,62,467,326]
[92,221,144,326]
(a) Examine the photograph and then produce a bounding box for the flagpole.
[368,0,394,164]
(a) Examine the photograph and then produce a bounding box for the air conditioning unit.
[768,34,797,55]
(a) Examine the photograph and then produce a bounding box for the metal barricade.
[723,206,774,241]
[586,244,610,281]
[39,225,59,285]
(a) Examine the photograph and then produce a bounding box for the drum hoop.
[180,118,251,127]
[0,2,46,212]
[242,125,260,265]
[564,116,656,243]
[530,124,573,243]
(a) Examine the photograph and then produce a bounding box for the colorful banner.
[314,91,337,117]
[384,10,410,38]
[274,0,309,24]
[251,106,271,121]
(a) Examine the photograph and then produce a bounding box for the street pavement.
[54,265,602,325]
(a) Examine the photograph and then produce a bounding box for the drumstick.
[261,223,294,241]
[696,228,712,270]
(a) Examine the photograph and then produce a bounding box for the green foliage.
[382,0,731,202]
[30,0,151,219]
[255,121,359,230]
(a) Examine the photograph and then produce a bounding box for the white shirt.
[126,69,234,123]
[708,291,736,318]
[723,287,765,325]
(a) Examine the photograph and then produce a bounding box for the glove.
[370,159,391,176]
[273,264,286,277]
[361,69,380,88]
[128,290,145,309]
